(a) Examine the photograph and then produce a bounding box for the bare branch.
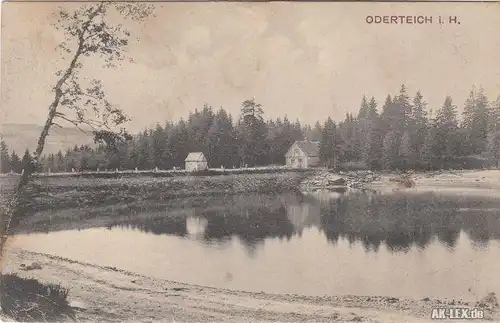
[51,122,63,129]
[53,114,89,134]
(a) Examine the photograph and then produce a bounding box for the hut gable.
[285,140,320,158]
[185,152,207,162]
[295,140,320,157]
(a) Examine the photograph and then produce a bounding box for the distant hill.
[0,123,95,156]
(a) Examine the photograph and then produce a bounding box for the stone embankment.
[300,169,381,192]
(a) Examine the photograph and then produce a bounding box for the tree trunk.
[0,42,82,258]
[0,106,59,258]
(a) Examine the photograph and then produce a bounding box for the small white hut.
[184,152,208,171]
[285,140,320,169]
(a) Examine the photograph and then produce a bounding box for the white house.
[285,140,320,168]
[185,152,208,171]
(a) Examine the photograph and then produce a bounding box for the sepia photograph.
[1,1,500,322]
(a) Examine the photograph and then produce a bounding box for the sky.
[2,2,500,133]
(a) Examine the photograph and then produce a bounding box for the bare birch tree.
[0,2,154,257]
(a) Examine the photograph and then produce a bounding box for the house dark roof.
[293,140,320,157]
[185,152,206,162]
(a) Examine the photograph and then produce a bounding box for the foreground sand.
[2,248,500,323]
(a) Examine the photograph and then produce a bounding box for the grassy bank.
[0,171,311,225]
[0,273,74,322]
[0,166,307,181]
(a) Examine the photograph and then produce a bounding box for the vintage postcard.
[1,1,500,322]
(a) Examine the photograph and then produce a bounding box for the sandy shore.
[368,169,500,193]
[2,248,499,323]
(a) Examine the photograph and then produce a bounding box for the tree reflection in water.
[110,191,500,254]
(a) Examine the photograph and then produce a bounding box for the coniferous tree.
[367,96,379,120]
[358,96,380,169]
[125,138,139,169]
[399,131,414,169]
[339,114,359,162]
[309,121,323,142]
[136,131,153,169]
[421,124,437,169]
[382,130,400,170]
[46,154,56,172]
[488,96,500,133]
[357,95,369,119]
[319,117,338,168]
[487,132,500,168]
[434,96,460,168]
[21,149,34,174]
[237,99,268,167]
[462,87,490,155]
[410,91,429,162]
[54,151,64,172]
[0,140,11,173]
[380,94,395,136]
[487,96,500,167]
[393,84,413,131]
[151,124,166,169]
[205,108,237,167]
[10,151,22,173]
[169,119,190,168]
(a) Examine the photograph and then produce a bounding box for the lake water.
[10,190,500,301]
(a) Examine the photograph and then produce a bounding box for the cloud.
[2,2,500,132]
